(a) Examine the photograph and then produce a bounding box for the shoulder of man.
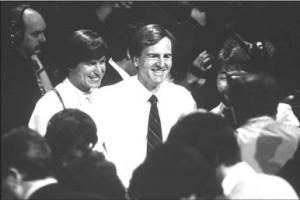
[29,183,106,199]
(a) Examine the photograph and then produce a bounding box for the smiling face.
[69,56,106,92]
[135,37,172,91]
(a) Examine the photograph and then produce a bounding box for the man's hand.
[193,50,213,72]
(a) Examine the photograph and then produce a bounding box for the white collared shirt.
[29,78,103,148]
[211,102,300,127]
[24,177,58,200]
[108,58,130,80]
[93,75,196,188]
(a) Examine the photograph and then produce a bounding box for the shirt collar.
[109,58,130,80]
[65,78,94,99]
[244,116,275,126]
[132,75,166,103]
[24,177,58,200]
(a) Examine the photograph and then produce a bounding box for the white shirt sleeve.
[277,103,300,127]
[28,91,64,136]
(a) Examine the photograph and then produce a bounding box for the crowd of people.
[2,1,300,199]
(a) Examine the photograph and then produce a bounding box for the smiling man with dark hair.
[94,24,196,188]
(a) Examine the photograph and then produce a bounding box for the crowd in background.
[1,1,300,199]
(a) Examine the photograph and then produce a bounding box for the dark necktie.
[147,95,163,156]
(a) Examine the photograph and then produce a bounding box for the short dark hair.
[167,112,240,167]
[128,141,222,199]
[64,29,108,69]
[217,35,252,74]
[128,24,176,60]
[58,151,126,199]
[1,127,54,180]
[109,22,145,62]
[228,72,283,125]
[45,109,98,163]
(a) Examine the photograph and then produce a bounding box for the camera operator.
[209,34,299,128]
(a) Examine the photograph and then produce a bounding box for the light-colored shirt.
[236,116,300,174]
[28,78,103,149]
[222,162,256,196]
[228,174,299,199]
[108,58,130,80]
[24,177,58,200]
[93,75,196,188]
[211,102,300,127]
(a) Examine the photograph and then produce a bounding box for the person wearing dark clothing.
[45,109,126,199]
[2,127,102,200]
[129,141,223,199]
[277,142,300,196]
[1,4,54,133]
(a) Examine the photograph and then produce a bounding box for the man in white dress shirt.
[93,24,196,188]
[29,30,108,151]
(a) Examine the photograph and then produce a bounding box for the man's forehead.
[143,37,172,52]
[89,56,106,62]
[23,9,46,28]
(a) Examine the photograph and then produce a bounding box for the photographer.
[208,34,299,128]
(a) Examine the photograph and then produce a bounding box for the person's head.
[228,72,282,126]
[128,141,222,199]
[9,4,46,58]
[61,151,126,199]
[45,109,98,165]
[129,24,176,91]
[216,36,253,105]
[167,111,240,177]
[2,127,54,199]
[109,22,145,76]
[64,29,108,92]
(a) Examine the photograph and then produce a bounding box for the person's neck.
[68,77,91,93]
[22,177,58,200]
[115,59,137,76]
[137,75,160,93]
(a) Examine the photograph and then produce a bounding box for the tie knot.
[149,95,158,105]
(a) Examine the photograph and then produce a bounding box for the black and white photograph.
[1,1,300,199]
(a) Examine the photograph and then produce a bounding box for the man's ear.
[126,49,131,60]
[133,56,139,68]
[4,167,23,189]
[3,167,25,199]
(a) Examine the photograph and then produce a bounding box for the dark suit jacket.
[101,61,123,87]
[1,49,43,134]
[29,183,106,199]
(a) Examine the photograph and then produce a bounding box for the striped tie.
[147,95,162,156]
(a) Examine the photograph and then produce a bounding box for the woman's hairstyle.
[64,29,108,69]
